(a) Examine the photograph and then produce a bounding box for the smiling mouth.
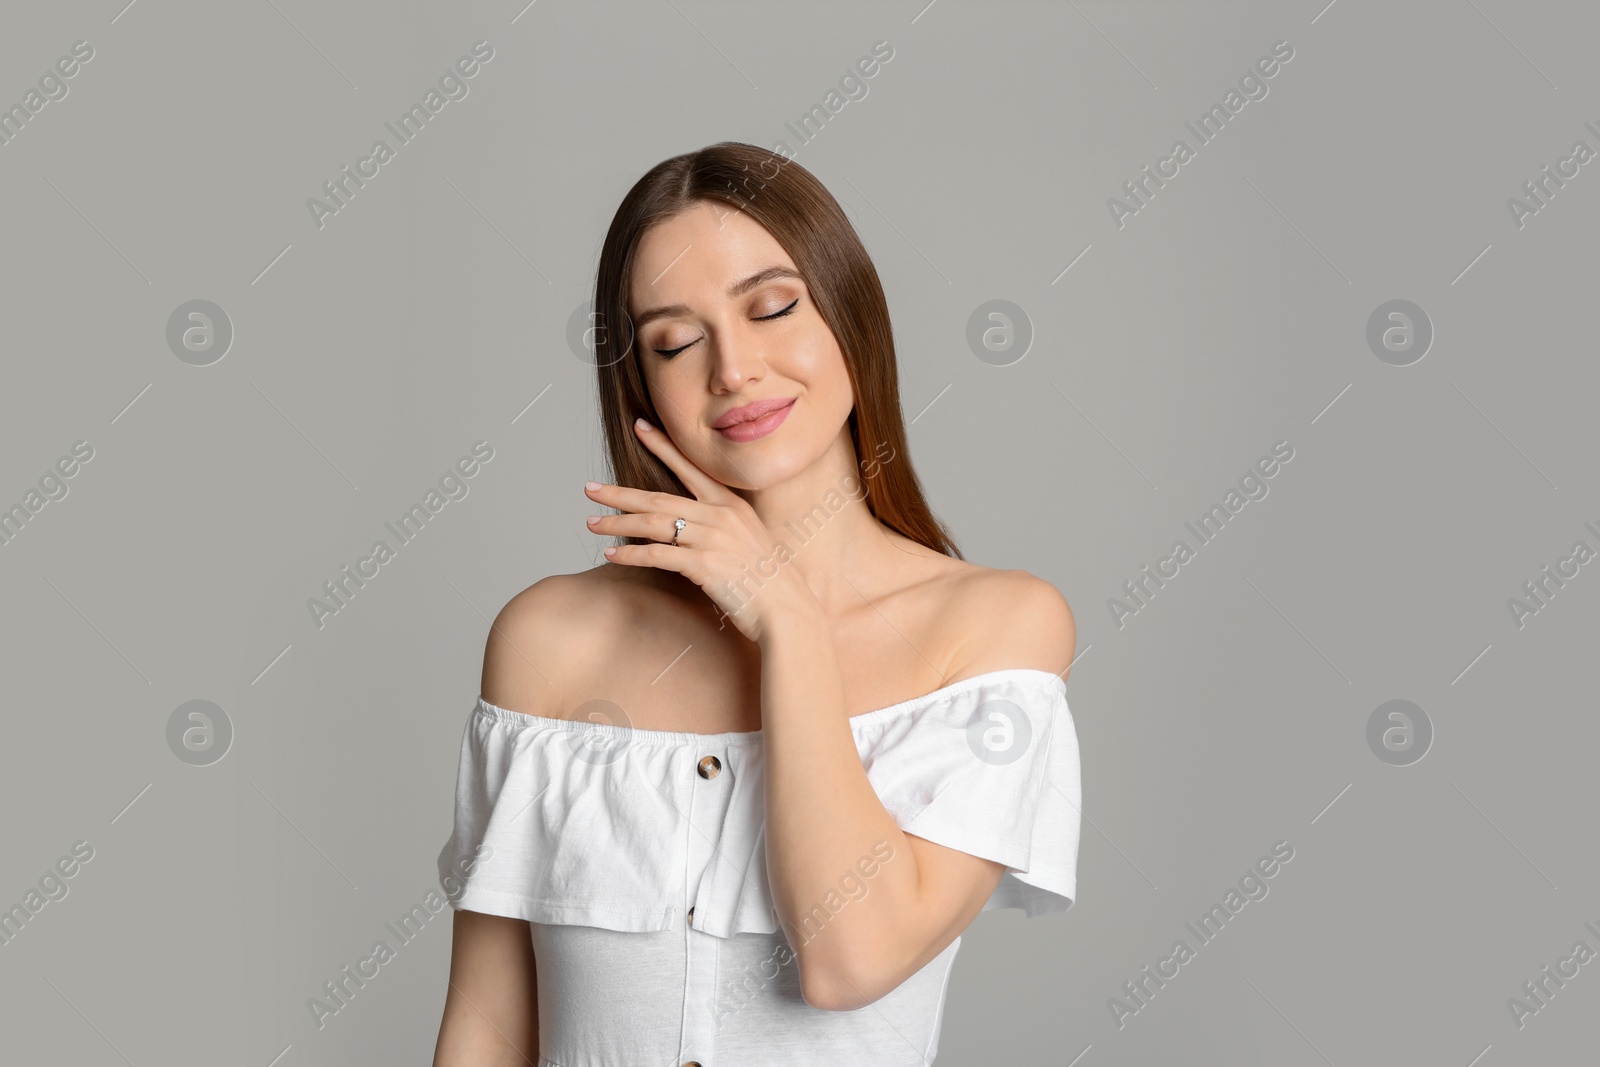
[713,397,797,428]
[713,398,796,442]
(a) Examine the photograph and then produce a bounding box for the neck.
[733,425,898,617]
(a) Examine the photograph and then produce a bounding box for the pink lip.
[714,397,796,442]
[713,396,796,428]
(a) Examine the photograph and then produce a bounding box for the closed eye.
[653,298,800,358]
[756,297,799,321]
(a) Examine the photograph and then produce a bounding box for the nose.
[708,320,766,393]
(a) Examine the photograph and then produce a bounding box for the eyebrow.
[630,265,804,331]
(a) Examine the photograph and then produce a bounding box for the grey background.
[2,0,1595,1063]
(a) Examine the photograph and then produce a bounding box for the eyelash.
[653,298,799,359]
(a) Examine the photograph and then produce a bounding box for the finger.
[587,511,693,544]
[632,417,732,503]
[585,480,712,524]
[602,540,693,575]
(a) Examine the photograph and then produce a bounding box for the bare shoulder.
[944,564,1076,681]
[479,564,637,717]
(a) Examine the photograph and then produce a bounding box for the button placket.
[679,744,731,1066]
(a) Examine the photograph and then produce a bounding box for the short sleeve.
[435,697,781,937]
[434,699,688,932]
[856,670,1080,918]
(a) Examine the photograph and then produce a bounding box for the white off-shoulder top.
[436,667,1081,1067]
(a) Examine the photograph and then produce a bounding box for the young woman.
[433,142,1081,1066]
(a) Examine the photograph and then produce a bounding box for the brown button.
[697,755,721,779]
[687,905,695,926]
[683,1062,702,1067]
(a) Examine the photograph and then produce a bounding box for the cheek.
[640,372,692,441]
[656,401,702,455]
[809,345,854,419]
[789,329,850,401]
[644,362,690,418]
[646,383,717,462]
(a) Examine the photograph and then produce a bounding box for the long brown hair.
[591,141,962,559]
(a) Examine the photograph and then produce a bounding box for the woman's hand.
[584,417,819,644]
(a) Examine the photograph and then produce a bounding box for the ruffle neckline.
[438,668,1080,939]
[470,667,1068,744]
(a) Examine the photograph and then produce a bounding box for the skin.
[434,200,1075,1062]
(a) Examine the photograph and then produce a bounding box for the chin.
[703,447,813,492]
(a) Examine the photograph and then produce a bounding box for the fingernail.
[585,480,602,491]
[604,546,617,557]
[586,515,600,525]
[635,417,652,432]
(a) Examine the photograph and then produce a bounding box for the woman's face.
[627,200,855,492]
